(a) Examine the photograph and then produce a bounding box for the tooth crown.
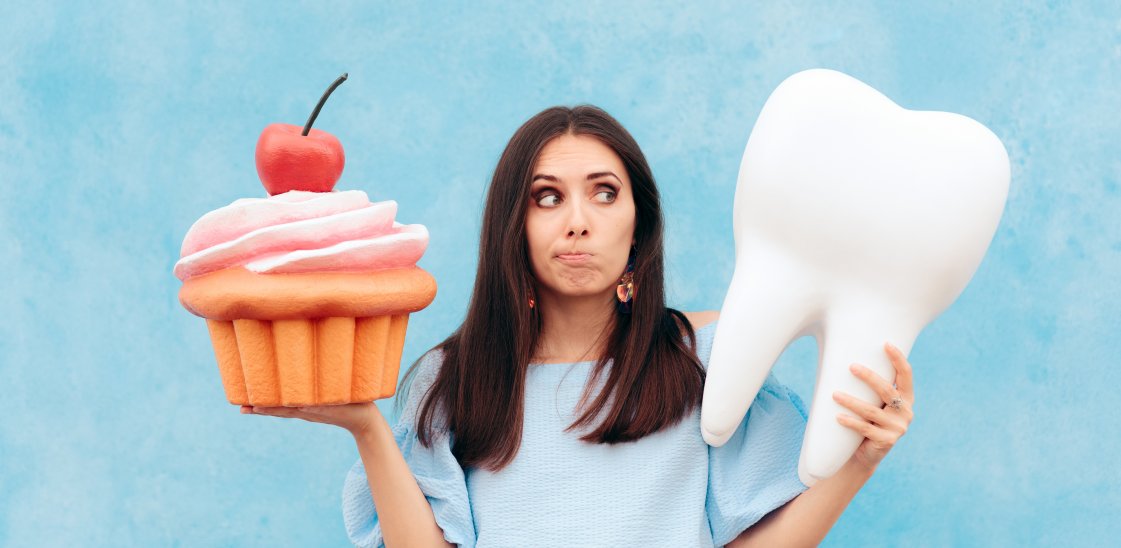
[735,69,1010,315]
[703,69,1010,486]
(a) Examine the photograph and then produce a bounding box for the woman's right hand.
[241,401,381,438]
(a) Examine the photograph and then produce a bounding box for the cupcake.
[175,190,435,406]
[173,74,435,406]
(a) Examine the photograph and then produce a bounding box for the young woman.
[244,105,916,547]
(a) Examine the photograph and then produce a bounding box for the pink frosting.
[174,190,428,281]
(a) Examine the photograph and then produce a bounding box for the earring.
[528,288,536,310]
[616,246,636,313]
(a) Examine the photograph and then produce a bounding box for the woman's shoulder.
[681,310,719,331]
[677,310,719,368]
[398,347,447,402]
[409,347,447,387]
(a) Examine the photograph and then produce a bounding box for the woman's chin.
[553,283,615,301]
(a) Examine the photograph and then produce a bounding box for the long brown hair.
[401,105,705,472]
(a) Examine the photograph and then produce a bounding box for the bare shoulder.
[682,310,720,330]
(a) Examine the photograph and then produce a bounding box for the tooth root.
[798,305,917,486]
[702,246,817,446]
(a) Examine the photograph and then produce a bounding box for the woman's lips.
[555,253,592,264]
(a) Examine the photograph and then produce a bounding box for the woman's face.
[526,133,636,301]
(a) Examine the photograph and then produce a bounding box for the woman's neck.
[532,289,616,364]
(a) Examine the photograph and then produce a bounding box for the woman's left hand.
[832,342,916,472]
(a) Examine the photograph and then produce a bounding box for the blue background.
[3,1,1119,546]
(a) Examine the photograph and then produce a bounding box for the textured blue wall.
[3,1,1119,546]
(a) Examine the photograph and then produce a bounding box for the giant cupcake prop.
[175,74,436,407]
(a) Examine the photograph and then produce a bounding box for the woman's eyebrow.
[586,171,622,183]
[531,172,621,183]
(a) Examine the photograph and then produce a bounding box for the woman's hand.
[832,342,916,472]
[241,401,380,438]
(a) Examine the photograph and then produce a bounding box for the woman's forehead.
[534,134,626,175]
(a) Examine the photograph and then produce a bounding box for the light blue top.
[341,321,810,547]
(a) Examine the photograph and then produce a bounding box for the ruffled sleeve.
[341,349,476,548]
[694,322,811,546]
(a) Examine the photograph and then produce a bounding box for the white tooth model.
[701,69,1010,487]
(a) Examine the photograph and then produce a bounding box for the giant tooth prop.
[701,69,1010,486]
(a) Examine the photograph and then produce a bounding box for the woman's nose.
[566,202,590,238]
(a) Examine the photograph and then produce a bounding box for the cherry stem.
[302,73,348,136]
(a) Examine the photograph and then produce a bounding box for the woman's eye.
[594,190,617,203]
[537,194,561,207]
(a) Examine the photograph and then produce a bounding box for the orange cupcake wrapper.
[205,314,409,406]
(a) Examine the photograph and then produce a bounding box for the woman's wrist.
[349,403,385,441]
[846,451,881,477]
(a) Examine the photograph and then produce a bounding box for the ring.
[889,396,905,410]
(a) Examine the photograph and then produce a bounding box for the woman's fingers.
[243,405,308,419]
[884,342,916,404]
[833,391,905,432]
[848,363,897,405]
[849,360,913,421]
[836,413,900,445]
[239,402,375,434]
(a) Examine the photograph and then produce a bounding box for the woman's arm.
[725,456,874,547]
[727,342,916,547]
[246,402,454,547]
[352,410,456,548]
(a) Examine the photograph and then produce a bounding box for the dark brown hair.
[401,105,705,472]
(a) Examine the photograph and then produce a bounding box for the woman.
[244,105,916,547]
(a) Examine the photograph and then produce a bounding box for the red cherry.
[256,124,344,194]
[255,73,349,195]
